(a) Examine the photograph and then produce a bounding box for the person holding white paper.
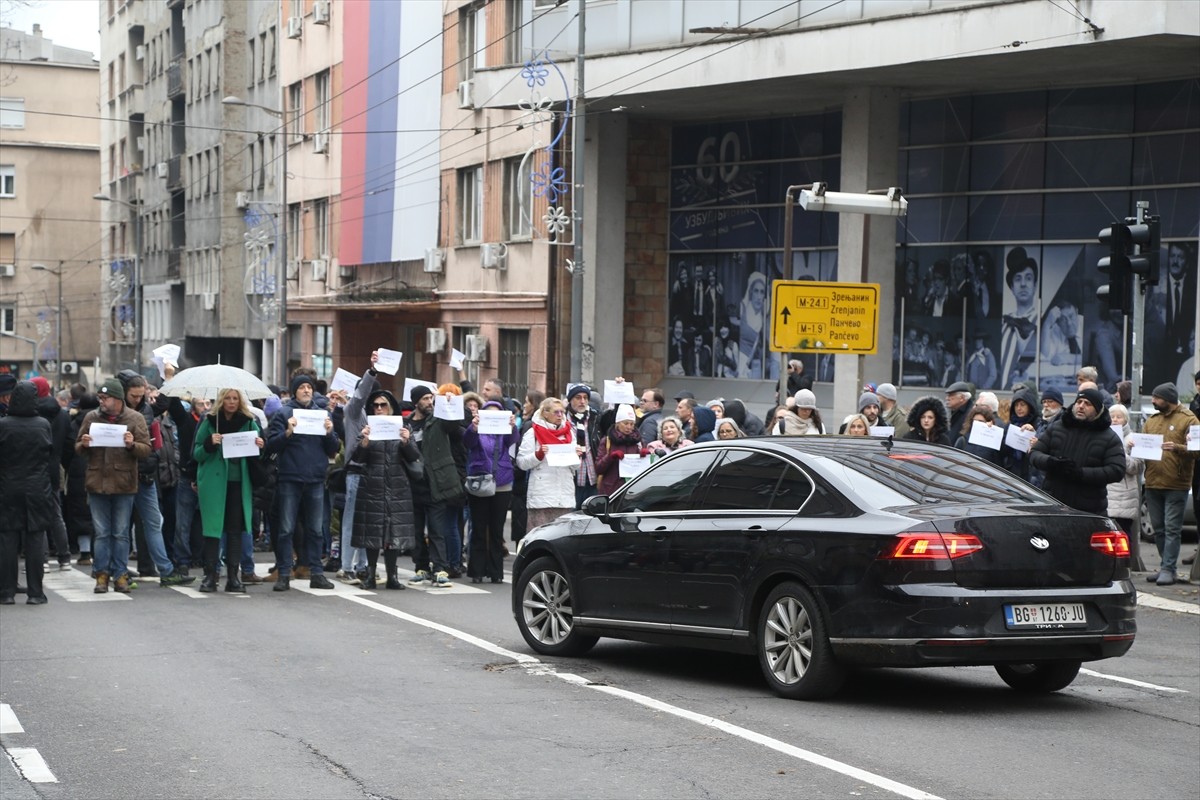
[954,408,1004,466]
[1141,382,1200,586]
[595,405,650,496]
[194,389,264,593]
[516,397,579,529]
[999,386,1042,484]
[1029,387,1124,516]
[463,400,520,583]
[1105,404,1143,546]
[402,384,466,587]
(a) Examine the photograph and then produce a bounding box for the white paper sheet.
[967,420,1003,451]
[330,367,359,395]
[1110,424,1125,440]
[1129,433,1163,461]
[868,425,895,437]
[367,415,404,441]
[545,443,578,467]
[618,454,651,479]
[603,379,637,405]
[220,430,260,459]
[434,394,464,420]
[402,378,438,403]
[1188,425,1199,451]
[374,348,403,375]
[292,408,328,436]
[450,349,466,370]
[1004,425,1036,453]
[89,422,128,448]
[478,409,512,435]
[151,343,181,379]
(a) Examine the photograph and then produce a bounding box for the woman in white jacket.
[516,397,581,529]
[1106,403,1142,540]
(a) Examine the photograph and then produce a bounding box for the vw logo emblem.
[1030,536,1050,550]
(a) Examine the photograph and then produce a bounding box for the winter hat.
[565,384,592,403]
[30,376,52,398]
[794,389,817,409]
[97,378,125,399]
[290,374,315,395]
[705,398,725,413]
[1041,388,1064,407]
[0,374,17,395]
[615,404,636,424]
[410,384,434,403]
[263,394,282,417]
[1076,387,1105,411]
[858,391,880,413]
[1151,383,1179,405]
[862,382,878,393]
[875,383,897,402]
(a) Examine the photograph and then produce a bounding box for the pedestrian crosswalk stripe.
[40,568,131,602]
[0,704,23,735]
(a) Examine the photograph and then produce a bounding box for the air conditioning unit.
[235,191,250,209]
[286,15,303,39]
[465,334,488,362]
[156,161,168,178]
[425,327,446,353]
[423,247,444,274]
[134,44,145,61]
[286,258,301,280]
[202,292,216,310]
[457,80,474,109]
[480,242,508,270]
[313,0,331,25]
[311,259,328,281]
[338,263,354,279]
[0,264,14,278]
[61,361,79,376]
[313,129,330,154]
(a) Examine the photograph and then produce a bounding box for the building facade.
[0,24,101,386]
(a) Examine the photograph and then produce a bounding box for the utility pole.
[569,0,586,384]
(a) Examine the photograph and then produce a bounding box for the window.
[315,70,330,133]
[288,202,303,261]
[503,156,531,239]
[0,165,14,197]
[312,324,333,379]
[313,198,329,257]
[0,232,14,265]
[452,326,481,388]
[697,451,814,513]
[503,0,522,65]
[0,98,25,128]
[458,165,483,244]
[612,450,720,515]
[498,328,529,406]
[460,3,487,80]
[0,304,14,335]
[247,37,256,87]
[288,82,303,139]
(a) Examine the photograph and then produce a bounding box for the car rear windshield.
[812,446,1052,506]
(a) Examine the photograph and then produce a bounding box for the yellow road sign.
[770,280,879,354]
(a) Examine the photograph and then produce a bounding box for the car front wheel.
[994,661,1081,693]
[756,582,843,700]
[515,557,598,657]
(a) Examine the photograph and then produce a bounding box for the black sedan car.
[511,437,1136,700]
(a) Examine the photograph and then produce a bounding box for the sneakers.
[335,569,362,587]
[58,561,72,572]
[113,575,132,594]
[432,571,451,587]
[77,553,93,566]
[409,570,430,584]
[94,572,110,593]
[159,571,196,587]
[309,574,335,590]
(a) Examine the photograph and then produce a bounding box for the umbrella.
[159,364,273,401]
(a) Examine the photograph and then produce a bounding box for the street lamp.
[93,192,144,372]
[32,263,63,388]
[223,94,289,384]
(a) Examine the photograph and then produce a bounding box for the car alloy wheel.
[994,661,1081,693]
[516,557,598,657]
[757,582,843,700]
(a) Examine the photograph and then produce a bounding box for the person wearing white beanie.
[773,389,824,436]
[595,404,648,495]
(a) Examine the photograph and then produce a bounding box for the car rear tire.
[515,557,598,657]
[994,661,1081,693]
[756,582,844,700]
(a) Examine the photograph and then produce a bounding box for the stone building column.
[582,111,629,386]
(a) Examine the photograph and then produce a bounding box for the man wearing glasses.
[637,388,664,447]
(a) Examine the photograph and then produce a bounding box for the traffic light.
[1097,223,1133,315]
[1125,215,1161,286]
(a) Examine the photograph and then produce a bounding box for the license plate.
[1004,603,1087,629]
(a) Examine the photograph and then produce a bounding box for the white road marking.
[1138,594,1199,615]
[5,747,58,783]
[1080,668,1189,693]
[0,705,23,734]
[39,569,130,602]
[338,594,942,800]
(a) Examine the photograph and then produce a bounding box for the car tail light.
[884,532,983,560]
[1090,531,1130,558]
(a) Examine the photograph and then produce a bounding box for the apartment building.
[0,24,101,385]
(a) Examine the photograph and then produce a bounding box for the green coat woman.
[192,389,263,592]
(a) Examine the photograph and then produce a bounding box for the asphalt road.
[2,560,1197,800]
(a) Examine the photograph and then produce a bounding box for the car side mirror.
[581,494,610,521]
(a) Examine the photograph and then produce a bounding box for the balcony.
[120,83,144,114]
[166,59,184,99]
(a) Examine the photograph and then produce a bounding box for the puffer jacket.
[76,402,151,495]
[516,417,577,510]
[1030,406,1125,515]
[1142,403,1199,491]
[419,413,467,507]
[595,425,646,495]
[265,397,340,483]
[1107,421,1141,520]
[351,389,419,551]
[64,399,97,539]
[903,396,953,446]
[0,381,58,532]
[463,401,520,489]
[33,394,71,491]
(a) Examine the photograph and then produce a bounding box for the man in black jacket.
[1029,387,1125,515]
[0,381,54,604]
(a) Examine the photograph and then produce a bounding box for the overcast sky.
[2,0,101,58]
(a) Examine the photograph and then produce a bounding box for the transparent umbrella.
[159,364,273,400]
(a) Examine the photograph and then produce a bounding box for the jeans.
[340,472,366,573]
[411,499,451,575]
[131,480,175,576]
[276,480,326,577]
[1146,487,1189,573]
[174,480,201,568]
[89,493,136,578]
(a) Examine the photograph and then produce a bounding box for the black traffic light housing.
[1097,223,1133,315]
[1126,216,1161,286]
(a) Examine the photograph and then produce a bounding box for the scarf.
[533,417,574,447]
[569,409,597,487]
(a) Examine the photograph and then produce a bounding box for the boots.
[364,550,379,589]
[225,572,245,593]
[94,572,110,594]
[385,552,404,590]
[198,569,218,593]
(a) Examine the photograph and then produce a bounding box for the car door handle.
[742,525,765,537]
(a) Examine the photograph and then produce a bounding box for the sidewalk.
[1132,536,1200,609]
